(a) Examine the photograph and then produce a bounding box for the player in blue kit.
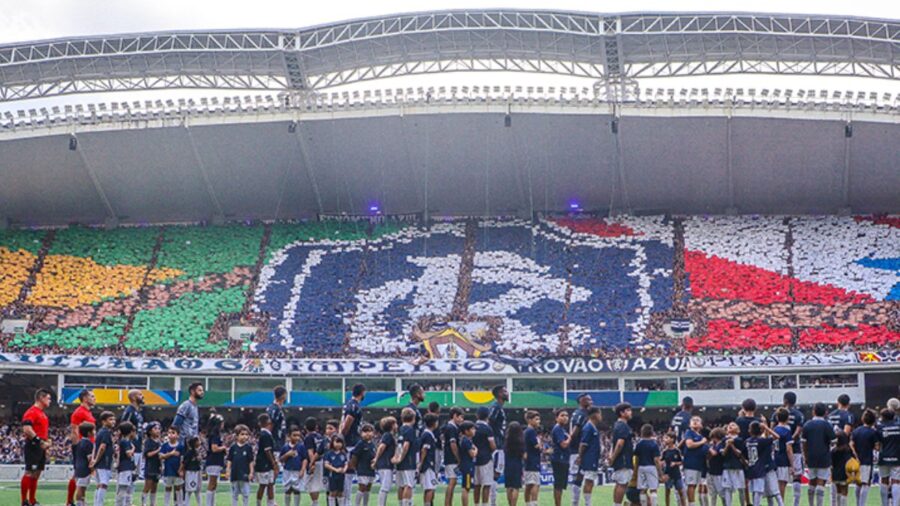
[227,425,255,506]
[773,409,796,500]
[745,421,782,506]
[116,422,137,506]
[803,403,836,506]
[877,409,900,506]
[92,411,116,506]
[576,407,603,506]
[73,423,95,506]
[204,414,227,506]
[442,408,465,506]
[392,408,419,506]
[662,432,686,506]
[280,426,308,506]
[682,416,708,506]
[550,410,572,506]
[324,436,349,506]
[524,411,543,506]
[773,393,805,506]
[850,409,878,506]
[459,422,478,506]
[707,428,727,506]
[503,422,525,506]
[569,395,592,506]
[419,414,441,506]
[610,403,635,506]
[473,407,497,506]
[350,424,377,506]
[635,424,663,506]
[373,416,397,506]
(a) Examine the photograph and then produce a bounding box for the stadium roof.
[0,10,898,226]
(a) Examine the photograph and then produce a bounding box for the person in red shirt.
[21,388,53,506]
[66,389,96,506]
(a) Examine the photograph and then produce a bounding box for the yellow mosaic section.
[27,254,182,308]
[0,247,37,306]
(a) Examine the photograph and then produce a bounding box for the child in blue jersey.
[141,422,162,506]
[745,421,782,506]
[681,416,708,506]
[850,409,878,506]
[458,421,478,506]
[635,424,663,506]
[324,436,349,506]
[721,422,746,506]
[350,424,377,506]
[802,403,836,506]
[523,411,543,506]
[280,426,308,506]
[503,421,526,506]
[706,428,726,506]
[831,433,853,506]
[204,414,227,506]
[773,408,795,498]
[373,416,397,506]
[160,426,184,506]
[576,407,603,506]
[93,411,116,506]
[227,424,254,506]
[662,432,687,506]
[876,409,900,506]
[116,422,137,506]
[73,422,95,506]
[303,417,327,506]
[419,414,441,506]
[180,436,203,506]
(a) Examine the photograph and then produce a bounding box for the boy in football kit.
[524,411,544,506]
[459,422,479,506]
[280,426,308,506]
[744,421,781,506]
[350,424,377,506]
[73,423,95,506]
[227,425,255,506]
[92,411,117,506]
[116,422,137,506]
[373,417,398,506]
[419,414,441,506]
[850,410,878,506]
[576,407,604,506]
[392,408,420,506]
[160,427,185,506]
[180,436,203,506]
[635,424,664,506]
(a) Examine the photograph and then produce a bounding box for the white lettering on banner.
[0,351,885,376]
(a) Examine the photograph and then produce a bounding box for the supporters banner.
[0,351,888,375]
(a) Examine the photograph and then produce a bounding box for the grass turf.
[0,482,887,506]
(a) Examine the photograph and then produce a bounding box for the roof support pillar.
[291,121,324,216]
[73,134,118,223]
[725,113,737,214]
[184,126,225,221]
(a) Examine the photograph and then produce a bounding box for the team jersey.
[94,427,115,470]
[228,443,254,482]
[579,422,602,472]
[419,429,438,472]
[611,420,634,470]
[550,424,570,463]
[375,432,396,470]
[206,432,226,467]
[722,436,745,470]
[304,431,326,462]
[342,397,363,447]
[488,401,507,448]
[570,409,588,441]
[71,405,96,442]
[404,402,424,437]
[118,439,136,472]
[877,419,900,466]
[121,405,145,451]
[281,442,307,471]
[161,441,184,477]
[735,415,760,439]
[828,409,853,435]
[351,440,376,477]
[73,439,94,479]
[22,406,49,440]
[442,422,460,465]
[707,443,725,476]
[670,410,692,441]
[850,426,877,466]
[773,408,806,452]
[473,421,495,466]
[459,436,476,474]
[635,439,660,467]
[745,437,774,479]
[397,424,419,471]
[682,429,706,471]
[266,403,287,448]
[324,450,348,477]
[255,429,276,472]
[802,418,836,468]
[774,425,793,467]
[184,447,202,471]
[525,427,541,472]
[662,448,683,480]
[144,439,162,476]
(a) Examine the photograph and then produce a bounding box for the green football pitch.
[0,482,887,506]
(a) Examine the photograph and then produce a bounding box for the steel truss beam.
[1,10,899,103]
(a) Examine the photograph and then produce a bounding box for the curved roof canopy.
[2,10,900,102]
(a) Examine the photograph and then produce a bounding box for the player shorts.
[377,469,394,491]
[117,471,133,487]
[792,454,803,478]
[493,450,505,474]
[328,474,346,493]
[858,465,873,484]
[96,468,113,486]
[684,469,703,486]
[749,478,765,494]
[764,471,780,496]
[308,462,326,493]
[612,468,633,485]
[582,470,599,484]
[23,441,46,472]
[256,471,275,485]
[163,476,184,487]
[808,468,831,481]
[878,465,900,481]
[206,465,223,478]
[524,471,542,486]
[283,470,303,492]
[626,486,641,504]
[551,461,569,490]
[184,470,201,492]
[231,481,251,497]
[776,466,790,482]
[568,454,581,484]
[475,463,494,486]
[396,470,416,488]
[460,470,474,491]
[723,469,745,489]
[421,469,438,490]
[666,477,685,490]
[706,475,724,496]
[444,464,459,479]
[637,466,659,490]
[357,475,375,486]
[76,476,92,488]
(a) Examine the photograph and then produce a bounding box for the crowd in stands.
[0,215,897,359]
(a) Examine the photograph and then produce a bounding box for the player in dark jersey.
[745,421,781,506]
[21,387,52,506]
[773,392,805,506]
[576,407,603,506]
[850,409,878,506]
[255,413,279,506]
[280,426,308,506]
[473,407,497,506]
[671,397,694,441]
[550,410,572,506]
[610,402,635,506]
[141,422,162,506]
[68,389,96,506]
[374,416,397,506]
[205,413,227,506]
[350,424,376,506]
[305,417,328,506]
[267,386,288,449]
[443,407,465,506]
[569,394,592,506]
[877,409,900,506]
[419,414,440,506]
[827,394,854,506]
[488,385,509,506]
[341,383,366,506]
[404,384,425,437]
[803,403,835,506]
[393,408,419,506]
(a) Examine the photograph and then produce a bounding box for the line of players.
[17,382,900,506]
